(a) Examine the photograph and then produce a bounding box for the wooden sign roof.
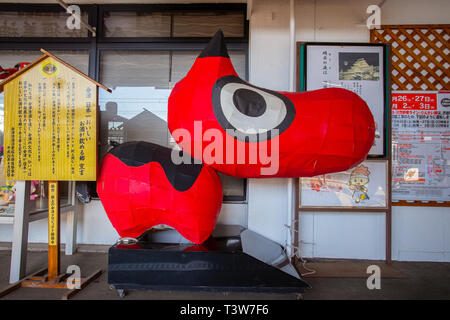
[0,48,111,93]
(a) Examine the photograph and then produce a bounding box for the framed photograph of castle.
[297,42,390,158]
[299,160,389,210]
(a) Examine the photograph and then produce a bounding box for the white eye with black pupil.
[212,75,295,142]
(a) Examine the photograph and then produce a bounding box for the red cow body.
[97,141,223,244]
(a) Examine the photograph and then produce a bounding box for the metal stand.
[108,225,310,298]
[0,267,102,300]
[8,181,79,284]
[9,181,31,284]
[1,181,101,300]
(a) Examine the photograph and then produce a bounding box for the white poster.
[305,45,385,156]
[391,91,450,202]
[300,161,387,208]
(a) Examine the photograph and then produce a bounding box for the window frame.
[98,3,249,43]
[0,3,249,203]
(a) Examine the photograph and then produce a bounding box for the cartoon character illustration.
[347,165,370,203]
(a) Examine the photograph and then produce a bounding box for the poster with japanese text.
[3,57,97,181]
[305,44,385,156]
[391,91,450,202]
[300,160,388,208]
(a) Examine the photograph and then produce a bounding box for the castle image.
[340,57,380,81]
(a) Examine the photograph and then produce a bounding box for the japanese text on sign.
[3,57,97,181]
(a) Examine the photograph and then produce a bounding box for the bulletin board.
[371,24,450,206]
[296,42,393,262]
[297,42,390,158]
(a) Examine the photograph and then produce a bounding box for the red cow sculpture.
[168,30,375,178]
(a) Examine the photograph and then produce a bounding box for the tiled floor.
[0,249,449,300]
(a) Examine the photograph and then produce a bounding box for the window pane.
[173,12,244,37]
[27,181,72,211]
[0,11,89,37]
[229,51,247,80]
[171,50,246,84]
[103,11,171,37]
[100,50,170,88]
[102,10,245,38]
[0,50,88,79]
[52,51,90,75]
[99,50,171,159]
[218,172,245,198]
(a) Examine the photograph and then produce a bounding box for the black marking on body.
[108,141,203,192]
[233,88,267,117]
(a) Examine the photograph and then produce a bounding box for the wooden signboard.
[1,51,109,181]
[0,49,110,298]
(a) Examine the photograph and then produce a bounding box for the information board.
[303,44,387,156]
[3,56,97,181]
[391,91,450,202]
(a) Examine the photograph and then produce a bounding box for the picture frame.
[299,160,389,210]
[297,42,390,158]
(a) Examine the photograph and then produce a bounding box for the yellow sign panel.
[3,57,97,181]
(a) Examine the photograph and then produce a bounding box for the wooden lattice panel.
[371,24,450,91]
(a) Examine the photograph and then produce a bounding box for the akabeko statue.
[168,30,375,178]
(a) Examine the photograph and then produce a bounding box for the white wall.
[392,206,450,262]
[247,178,289,245]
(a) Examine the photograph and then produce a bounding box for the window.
[102,10,245,38]
[99,50,172,158]
[0,10,89,38]
[98,49,246,157]
[0,3,249,202]
[103,12,171,38]
[172,11,244,37]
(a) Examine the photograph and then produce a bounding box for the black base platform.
[108,225,309,295]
